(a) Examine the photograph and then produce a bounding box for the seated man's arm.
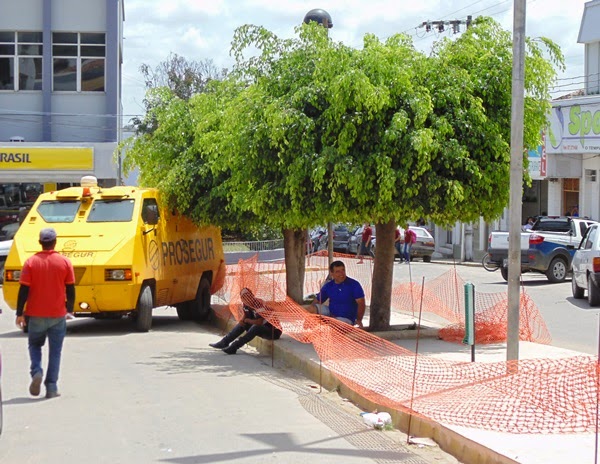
[355,297,366,329]
[307,288,327,313]
[244,315,265,325]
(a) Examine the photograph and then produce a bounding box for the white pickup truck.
[487,217,597,282]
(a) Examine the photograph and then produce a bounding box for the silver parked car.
[571,223,600,305]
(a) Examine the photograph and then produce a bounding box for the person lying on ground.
[306,260,366,328]
[209,287,282,355]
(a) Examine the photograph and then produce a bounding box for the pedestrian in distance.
[523,217,534,230]
[403,224,417,263]
[209,288,282,355]
[394,226,404,261]
[357,223,373,264]
[306,260,366,328]
[15,228,75,399]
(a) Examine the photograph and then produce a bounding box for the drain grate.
[259,372,430,464]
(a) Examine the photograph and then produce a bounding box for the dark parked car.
[317,224,352,253]
[0,222,19,241]
[307,227,327,254]
[348,225,375,255]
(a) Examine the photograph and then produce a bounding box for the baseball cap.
[39,228,57,242]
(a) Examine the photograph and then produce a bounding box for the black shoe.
[45,391,61,399]
[209,340,229,349]
[29,372,43,396]
[223,343,241,355]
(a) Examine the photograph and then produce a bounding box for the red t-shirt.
[20,250,75,317]
[404,229,417,244]
[361,226,372,243]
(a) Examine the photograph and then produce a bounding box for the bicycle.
[481,253,500,272]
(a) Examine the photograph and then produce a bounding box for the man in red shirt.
[16,228,75,399]
[357,223,373,263]
[403,225,417,263]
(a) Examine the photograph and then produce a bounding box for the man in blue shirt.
[308,260,366,327]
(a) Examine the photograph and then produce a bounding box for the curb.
[210,313,517,464]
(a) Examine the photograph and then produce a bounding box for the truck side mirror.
[144,206,159,225]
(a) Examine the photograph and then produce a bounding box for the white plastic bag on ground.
[361,412,392,429]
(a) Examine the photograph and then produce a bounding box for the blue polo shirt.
[316,277,365,323]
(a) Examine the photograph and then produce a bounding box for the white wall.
[0,0,43,29]
[93,142,119,179]
[547,181,563,216]
[582,157,600,219]
[51,93,110,142]
[0,93,44,142]
[51,0,107,31]
[585,43,600,94]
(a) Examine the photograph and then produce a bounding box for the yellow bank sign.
[0,147,94,170]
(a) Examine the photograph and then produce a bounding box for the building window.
[0,31,43,91]
[52,32,105,92]
[585,169,597,183]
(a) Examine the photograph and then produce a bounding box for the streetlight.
[304,8,334,265]
[303,9,333,28]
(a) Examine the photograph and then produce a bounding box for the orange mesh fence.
[219,251,550,345]
[213,254,599,434]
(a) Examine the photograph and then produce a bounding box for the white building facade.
[544,0,600,221]
[0,0,124,190]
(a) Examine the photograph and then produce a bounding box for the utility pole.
[507,0,526,362]
[304,8,334,266]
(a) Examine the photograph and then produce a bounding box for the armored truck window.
[141,199,159,224]
[87,199,134,222]
[37,200,79,222]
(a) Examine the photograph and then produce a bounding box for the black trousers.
[226,322,282,346]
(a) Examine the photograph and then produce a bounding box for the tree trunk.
[283,228,307,303]
[369,219,395,331]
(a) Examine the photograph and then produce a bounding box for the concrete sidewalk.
[211,307,598,464]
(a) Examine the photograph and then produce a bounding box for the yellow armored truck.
[3,177,226,332]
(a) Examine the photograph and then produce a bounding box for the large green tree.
[131,53,227,135]
[123,18,563,330]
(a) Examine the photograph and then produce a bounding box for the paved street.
[0,290,459,464]
[392,260,599,355]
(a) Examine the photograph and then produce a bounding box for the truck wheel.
[190,277,212,321]
[546,257,567,283]
[572,276,585,299]
[175,303,194,321]
[135,285,153,332]
[423,255,431,263]
[500,266,509,281]
[588,275,600,306]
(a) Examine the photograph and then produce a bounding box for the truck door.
[141,198,170,306]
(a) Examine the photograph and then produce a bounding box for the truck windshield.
[37,200,80,223]
[87,199,135,223]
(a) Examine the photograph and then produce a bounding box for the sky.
[122,0,592,122]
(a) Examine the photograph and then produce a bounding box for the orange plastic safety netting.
[213,253,599,434]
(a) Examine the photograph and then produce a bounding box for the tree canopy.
[123,17,563,327]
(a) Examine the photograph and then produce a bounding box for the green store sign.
[548,103,600,153]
